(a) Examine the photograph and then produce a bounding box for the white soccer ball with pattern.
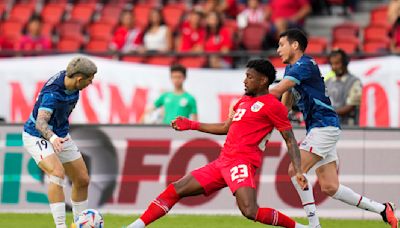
[76,209,104,228]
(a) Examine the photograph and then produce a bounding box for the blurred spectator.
[196,0,238,18]
[176,10,205,52]
[325,49,362,126]
[236,0,266,29]
[109,10,143,53]
[388,0,400,26]
[204,11,233,68]
[265,0,311,40]
[18,15,51,52]
[142,8,173,53]
[141,64,198,124]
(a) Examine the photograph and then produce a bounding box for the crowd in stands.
[0,0,395,69]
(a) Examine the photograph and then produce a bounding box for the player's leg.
[58,136,89,222]
[235,187,307,228]
[288,149,321,228]
[23,132,67,228]
[127,174,204,228]
[127,160,226,228]
[316,161,398,228]
[63,157,89,222]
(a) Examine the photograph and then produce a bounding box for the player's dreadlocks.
[246,59,277,86]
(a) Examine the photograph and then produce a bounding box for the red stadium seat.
[133,4,152,29]
[363,41,389,54]
[146,56,176,66]
[41,3,65,25]
[85,39,109,52]
[306,36,328,54]
[98,4,122,26]
[332,22,360,39]
[57,38,82,52]
[69,4,96,25]
[268,56,286,68]
[364,25,390,42]
[88,22,114,41]
[177,57,207,68]
[0,20,24,37]
[241,23,268,51]
[370,5,388,24]
[8,4,35,24]
[162,5,185,32]
[41,22,54,37]
[332,38,359,54]
[121,56,145,63]
[58,21,84,41]
[224,18,239,36]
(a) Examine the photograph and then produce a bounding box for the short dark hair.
[246,59,276,86]
[329,48,350,67]
[279,28,308,52]
[170,64,187,78]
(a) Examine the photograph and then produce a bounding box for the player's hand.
[51,137,69,153]
[171,116,200,131]
[295,173,309,191]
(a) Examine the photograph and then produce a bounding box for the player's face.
[171,71,185,89]
[277,36,294,64]
[244,68,267,96]
[76,74,94,90]
[329,55,345,76]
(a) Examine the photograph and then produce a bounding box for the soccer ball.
[75,209,104,228]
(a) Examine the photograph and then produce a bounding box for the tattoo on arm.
[281,130,302,173]
[35,110,55,140]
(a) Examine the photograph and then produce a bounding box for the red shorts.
[191,157,257,195]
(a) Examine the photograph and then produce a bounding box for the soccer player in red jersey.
[125,59,309,228]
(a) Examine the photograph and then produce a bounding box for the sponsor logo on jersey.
[251,101,264,112]
[180,98,188,106]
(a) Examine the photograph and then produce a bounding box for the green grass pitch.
[0,213,388,228]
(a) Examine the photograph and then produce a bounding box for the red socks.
[140,184,181,225]
[255,208,296,228]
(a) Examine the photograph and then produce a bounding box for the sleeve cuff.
[38,107,53,113]
[284,76,300,85]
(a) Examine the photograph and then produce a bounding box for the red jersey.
[179,21,205,52]
[220,94,292,167]
[269,0,309,23]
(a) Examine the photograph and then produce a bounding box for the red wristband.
[190,121,200,130]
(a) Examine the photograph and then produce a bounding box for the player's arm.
[139,105,157,123]
[35,110,68,153]
[280,129,308,190]
[281,91,295,112]
[269,78,297,99]
[171,116,231,135]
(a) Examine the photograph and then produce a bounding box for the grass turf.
[0,213,388,228]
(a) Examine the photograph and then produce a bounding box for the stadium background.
[0,0,399,226]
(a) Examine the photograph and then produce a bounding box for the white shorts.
[299,126,341,170]
[22,132,82,164]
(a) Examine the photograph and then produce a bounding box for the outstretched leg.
[127,174,205,228]
[235,187,307,228]
[317,161,398,228]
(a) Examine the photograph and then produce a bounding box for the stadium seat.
[370,5,388,25]
[57,38,82,52]
[162,5,185,32]
[364,25,390,42]
[146,56,176,65]
[363,41,389,54]
[58,21,84,41]
[268,56,286,68]
[88,22,114,41]
[313,56,328,65]
[0,20,24,38]
[69,3,96,25]
[121,56,145,63]
[224,18,239,36]
[332,22,360,39]
[98,4,122,26]
[133,4,152,29]
[85,39,109,52]
[8,4,35,24]
[177,57,207,68]
[332,37,359,54]
[306,36,328,54]
[41,22,54,37]
[41,3,65,26]
[241,23,267,51]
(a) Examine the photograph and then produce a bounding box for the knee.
[239,203,258,220]
[74,174,90,189]
[48,167,65,180]
[321,183,339,196]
